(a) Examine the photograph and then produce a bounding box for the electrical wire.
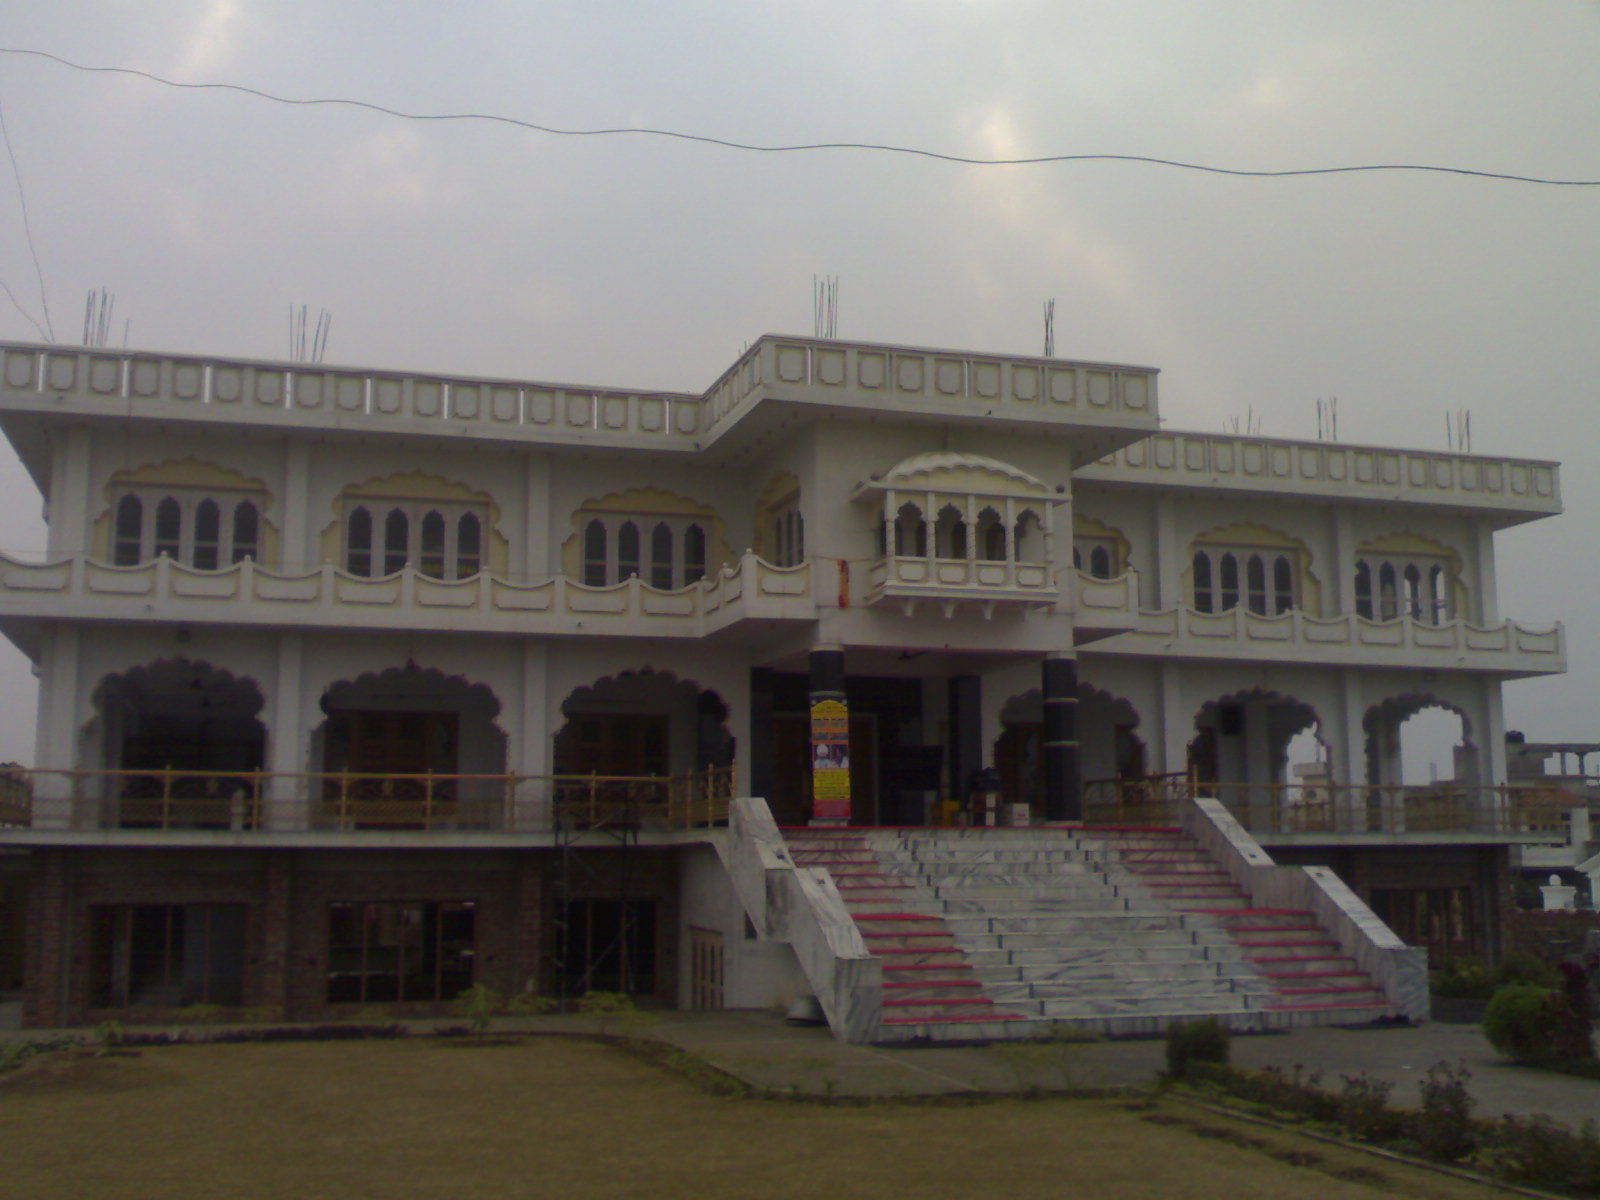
[2,46,1596,186]
[0,63,55,341]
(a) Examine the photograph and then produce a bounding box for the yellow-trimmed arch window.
[1189,524,1316,616]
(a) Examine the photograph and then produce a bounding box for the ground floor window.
[559,899,656,997]
[90,904,246,1008]
[1369,886,1478,962]
[326,901,476,1004]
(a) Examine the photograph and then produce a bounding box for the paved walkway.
[2,999,1594,1129]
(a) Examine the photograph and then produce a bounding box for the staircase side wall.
[1182,797,1430,1022]
[720,798,882,1041]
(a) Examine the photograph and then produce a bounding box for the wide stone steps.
[783,825,1400,1042]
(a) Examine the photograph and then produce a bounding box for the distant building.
[0,334,1569,1028]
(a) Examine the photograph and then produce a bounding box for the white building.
[0,335,1569,1032]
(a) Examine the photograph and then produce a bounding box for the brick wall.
[21,843,687,1027]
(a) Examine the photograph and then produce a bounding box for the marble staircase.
[781,825,1401,1043]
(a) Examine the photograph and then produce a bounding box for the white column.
[1157,661,1186,777]
[1482,682,1508,787]
[280,442,310,571]
[512,640,550,829]
[1154,495,1181,609]
[1473,520,1499,624]
[1333,508,1357,618]
[1335,672,1366,830]
[46,427,93,558]
[33,625,82,829]
[267,632,307,831]
[521,459,551,582]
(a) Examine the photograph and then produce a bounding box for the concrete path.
[3,999,1594,1129]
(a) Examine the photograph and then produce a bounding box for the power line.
[3,46,1597,187]
[0,63,55,341]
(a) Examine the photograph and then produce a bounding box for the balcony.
[864,554,1058,614]
[1090,605,1563,676]
[1084,775,1579,844]
[7,767,734,838]
[0,550,814,640]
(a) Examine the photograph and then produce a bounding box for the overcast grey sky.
[0,1,1594,767]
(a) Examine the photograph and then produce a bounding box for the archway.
[1189,688,1327,831]
[1364,695,1475,788]
[314,665,507,827]
[91,659,266,827]
[994,685,1145,817]
[554,668,732,780]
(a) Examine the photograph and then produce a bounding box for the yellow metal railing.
[1084,774,1577,838]
[6,765,737,833]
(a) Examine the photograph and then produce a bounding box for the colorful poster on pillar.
[809,697,851,822]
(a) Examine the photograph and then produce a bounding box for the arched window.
[935,505,967,559]
[1193,551,1214,612]
[1403,563,1423,620]
[583,520,608,586]
[1378,562,1398,621]
[1218,553,1240,611]
[456,513,481,578]
[684,524,707,584]
[346,506,373,575]
[383,509,409,575]
[1355,548,1457,623]
[1245,554,1268,615]
[650,522,674,590]
[1088,545,1113,580]
[1355,561,1373,619]
[894,503,926,557]
[1427,564,1447,624]
[154,498,182,558]
[617,522,641,580]
[976,508,1007,562]
[1013,509,1043,561]
[193,499,221,570]
[1272,554,1294,614]
[420,510,447,579]
[114,496,143,566]
[231,501,259,564]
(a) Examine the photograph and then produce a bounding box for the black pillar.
[1042,656,1081,821]
[748,668,775,807]
[808,648,850,825]
[948,675,982,810]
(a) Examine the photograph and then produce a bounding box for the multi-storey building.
[0,335,1569,1031]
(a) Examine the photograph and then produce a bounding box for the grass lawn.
[0,1037,1510,1200]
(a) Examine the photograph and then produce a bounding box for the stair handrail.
[1180,796,1429,1022]
[718,797,882,1042]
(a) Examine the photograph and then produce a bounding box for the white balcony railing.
[0,550,813,638]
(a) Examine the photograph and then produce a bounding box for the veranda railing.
[6,766,736,833]
[1083,773,1576,837]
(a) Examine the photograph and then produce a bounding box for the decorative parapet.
[863,556,1058,611]
[1,343,705,448]
[1076,431,1560,519]
[712,337,1159,435]
[0,550,813,638]
[1093,605,1563,675]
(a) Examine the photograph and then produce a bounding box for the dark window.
[383,509,409,575]
[1246,554,1268,615]
[231,501,259,564]
[583,520,607,587]
[684,524,707,583]
[1218,552,1240,611]
[1355,560,1373,618]
[617,522,641,581]
[346,506,373,576]
[90,904,246,1008]
[559,899,657,997]
[114,496,143,566]
[193,499,221,570]
[326,901,476,1005]
[420,510,447,579]
[1193,551,1213,612]
[457,513,481,578]
[1089,545,1113,580]
[895,503,926,557]
[650,522,674,589]
[1272,554,1294,614]
[154,498,182,558]
[1379,561,1398,620]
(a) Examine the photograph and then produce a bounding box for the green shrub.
[1474,1115,1600,1193]
[1430,957,1495,1000]
[1416,1061,1477,1162]
[1493,952,1559,989]
[452,984,505,1035]
[1482,984,1557,1063]
[1335,1072,1401,1142]
[1164,1018,1229,1079]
